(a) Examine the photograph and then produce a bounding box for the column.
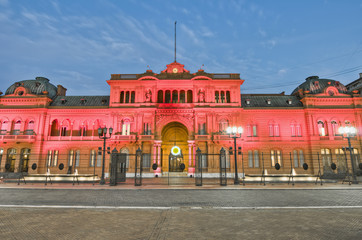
[187,140,195,176]
[154,140,162,176]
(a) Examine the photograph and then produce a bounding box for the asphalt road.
[0,188,361,208]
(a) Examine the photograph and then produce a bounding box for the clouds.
[0,0,361,96]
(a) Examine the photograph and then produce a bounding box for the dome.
[5,77,58,99]
[291,76,348,95]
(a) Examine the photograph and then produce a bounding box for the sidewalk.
[1,180,361,190]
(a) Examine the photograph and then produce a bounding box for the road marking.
[0,205,362,210]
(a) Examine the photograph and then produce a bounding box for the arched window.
[269,124,274,137]
[50,120,59,136]
[80,124,87,136]
[215,91,219,103]
[131,91,135,103]
[26,120,35,135]
[274,124,280,137]
[317,121,326,136]
[61,121,70,136]
[157,90,163,103]
[6,148,17,172]
[125,91,130,103]
[165,90,171,103]
[122,119,131,135]
[331,121,339,136]
[12,120,21,135]
[172,90,178,103]
[120,91,124,103]
[296,124,302,137]
[220,91,225,103]
[1,120,8,135]
[121,147,130,169]
[226,91,231,103]
[180,90,185,103]
[187,90,193,103]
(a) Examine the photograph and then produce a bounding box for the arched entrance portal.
[161,122,189,172]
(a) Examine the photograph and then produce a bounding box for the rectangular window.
[293,150,298,167]
[252,125,257,137]
[68,150,74,167]
[90,150,96,167]
[299,150,304,166]
[269,124,273,137]
[248,150,253,167]
[198,123,206,135]
[122,123,131,135]
[47,150,52,167]
[201,154,208,168]
[96,154,102,167]
[142,153,151,168]
[271,150,282,166]
[296,125,301,137]
[53,150,58,167]
[291,124,296,137]
[75,150,80,167]
[0,148,3,167]
[247,125,251,137]
[274,125,279,137]
[254,151,260,168]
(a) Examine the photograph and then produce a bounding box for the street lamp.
[227,126,243,185]
[338,126,358,184]
[98,126,113,185]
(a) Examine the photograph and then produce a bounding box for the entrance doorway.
[161,122,188,172]
[20,148,30,172]
[6,148,17,172]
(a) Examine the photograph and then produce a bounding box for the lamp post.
[98,126,113,185]
[226,126,243,185]
[338,126,358,184]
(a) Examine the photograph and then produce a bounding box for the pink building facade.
[0,62,361,178]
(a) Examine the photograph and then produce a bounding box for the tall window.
[68,150,74,167]
[1,121,8,135]
[172,90,178,103]
[26,120,35,135]
[352,149,360,171]
[293,150,304,168]
[131,91,135,103]
[318,121,326,136]
[187,90,193,103]
[180,90,185,103]
[246,125,251,137]
[157,90,163,103]
[252,125,257,137]
[291,124,296,137]
[90,150,96,167]
[201,154,208,168]
[219,119,228,134]
[321,148,331,171]
[125,91,130,103]
[165,90,171,103]
[226,91,231,103]
[198,123,206,135]
[335,148,346,173]
[80,125,87,136]
[220,91,225,103]
[13,120,21,135]
[47,150,52,167]
[120,91,124,103]
[144,122,151,135]
[75,150,80,167]
[248,150,253,167]
[296,124,302,137]
[121,148,130,169]
[248,150,260,168]
[142,153,151,169]
[122,119,131,135]
[215,91,219,103]
[271,150,282,166]
[0,148,3,168]
[53,150,59,167]
[331,121,339,136]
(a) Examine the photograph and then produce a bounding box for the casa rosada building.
[0,61,361,178]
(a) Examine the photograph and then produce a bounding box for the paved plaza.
[0,183,361,239]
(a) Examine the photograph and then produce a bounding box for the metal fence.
[0,149,361,186]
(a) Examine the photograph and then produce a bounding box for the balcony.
[0,133,36,142]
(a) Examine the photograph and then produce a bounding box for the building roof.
[50,96,110,107]
[291,76,348,95]
[241,94,303,108]
[5,77,58,99]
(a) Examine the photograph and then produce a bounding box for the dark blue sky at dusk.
[1,0,362,95]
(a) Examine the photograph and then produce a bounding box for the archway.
[161,122,189,172]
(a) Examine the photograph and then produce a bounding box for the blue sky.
[1,0,362,96]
